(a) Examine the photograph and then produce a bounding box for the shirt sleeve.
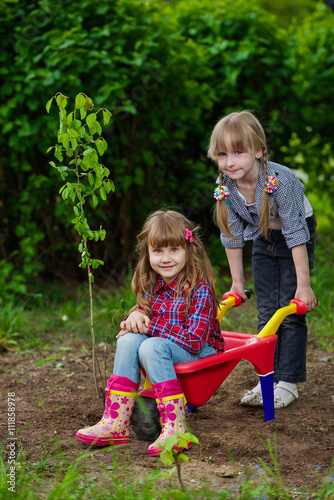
[147,286,215,354]
[275,176,310,248]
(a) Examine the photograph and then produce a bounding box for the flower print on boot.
[76,375,138,446]
[147,378,191,456]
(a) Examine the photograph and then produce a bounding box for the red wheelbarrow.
[131,293,307,441]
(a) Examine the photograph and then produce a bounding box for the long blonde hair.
[208,110,270,239]
[131,209,219,316]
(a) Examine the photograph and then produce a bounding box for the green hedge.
[0,0,333,298]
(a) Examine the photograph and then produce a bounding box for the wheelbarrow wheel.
[131,396,161,442]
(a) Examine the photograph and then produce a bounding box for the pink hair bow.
[185,228,194,243]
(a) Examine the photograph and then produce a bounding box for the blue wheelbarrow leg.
[260,372,275,422]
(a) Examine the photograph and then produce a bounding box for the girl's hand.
[116,329,128,339]
[119,311,151,335]
[230,284,249,302]
[295,286,318,312]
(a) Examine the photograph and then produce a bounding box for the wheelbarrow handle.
[222,290,252,306]
[217,290,252,323]
[257,299,308,338]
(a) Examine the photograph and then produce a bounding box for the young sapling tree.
[46,92,113,405]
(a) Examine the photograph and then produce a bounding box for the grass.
[1,437,334,499]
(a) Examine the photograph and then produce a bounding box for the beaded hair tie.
[264,176,278,193]
[214,185,230,201]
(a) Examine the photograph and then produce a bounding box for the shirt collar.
[155,275,180,294]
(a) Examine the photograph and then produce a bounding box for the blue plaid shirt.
[218,161,312,249]
[144,276,224,354]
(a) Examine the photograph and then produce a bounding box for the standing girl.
[208,110,317,409]
[76,209,224,455]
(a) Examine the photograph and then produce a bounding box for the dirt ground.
[1,335,333,495]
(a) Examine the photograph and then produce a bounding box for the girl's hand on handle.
[117,311,151,338]
[291,245,317,312]
[295,286,318,312]
[230,284,249,303]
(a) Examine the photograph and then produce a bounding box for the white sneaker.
[240,389,263,406]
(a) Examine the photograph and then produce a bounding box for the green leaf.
[104,180,115,194]
[99,186,107,201]
[56,93,68,109]
[96,138,108,156]
[56,167,69,181]
[88,173,94,186]
[70,137,78,150]
[46,97,54,113]
[103,109,112,125]
[181,432,199,444]
[178,453,189,463]
[78,126,86,138]
[147,470,172,480]
[95,121,102,135]
[91,259,104,269]
[68,128,79,138]
[164,435,178,451]
[75,93,87,109]
[159,450,174,466]
[72,119,82,129]
[86,113,97,130]
[61,134,70,150]
[54,148,63,162]
[99,229,106,241]
[92,194,98,207]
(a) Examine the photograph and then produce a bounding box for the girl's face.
[148,244,187,284]
[217,136,262,184]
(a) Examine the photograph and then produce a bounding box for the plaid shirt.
[218,161,312,249]
[143,276,224,354]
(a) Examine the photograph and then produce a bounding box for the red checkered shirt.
[143,276,224,354]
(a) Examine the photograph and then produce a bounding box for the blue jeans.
[113,333,217,385]
[252,215,316,383]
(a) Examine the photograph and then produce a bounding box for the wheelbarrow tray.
[174,331,277,407]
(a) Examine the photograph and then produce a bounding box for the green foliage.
[257,0,316,27]
[0,298,25,351]
[47,91,113,280]
[279,3,334,223]
[46,91,113,399]
[308,234,334,350]
[0,0,334,291]
[1,437,333,499]
[158,432,199,493]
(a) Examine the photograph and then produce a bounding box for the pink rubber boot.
[147,378,191,456]
[76,375,138,446]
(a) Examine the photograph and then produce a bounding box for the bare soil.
[1,337,333,495]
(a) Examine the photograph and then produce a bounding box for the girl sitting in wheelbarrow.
[76,209,225,455]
